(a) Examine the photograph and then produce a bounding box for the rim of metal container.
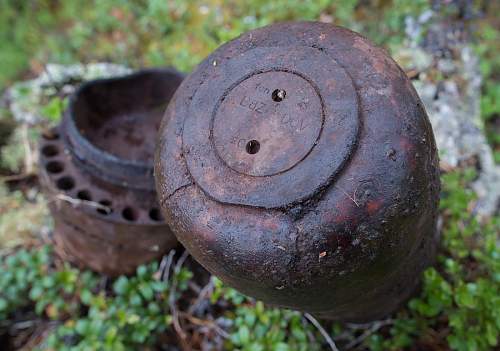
[64,68,184,191]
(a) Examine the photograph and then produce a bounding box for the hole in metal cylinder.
[41,145,59,157]
[56,176,75,191]
[46,161,64,174]
[122,207,138,222]
[97,200,112,215]
[76,190,92,201]
[149,208,163,222]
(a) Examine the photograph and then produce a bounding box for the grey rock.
[5,63,131,124]
[396,17,499,218]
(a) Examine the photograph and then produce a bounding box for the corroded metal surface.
[155,22,440,321]
[39,69,183,276]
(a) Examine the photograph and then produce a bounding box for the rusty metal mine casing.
[155,22,440,322]
[39,69,183,276]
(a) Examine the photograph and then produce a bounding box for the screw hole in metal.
[97,200,113,215]
[149,208,163,222]
[246,140,260,155]
[122,207,138,222]
[56,176,75,191]
[272,89,286,102]
[46,161,64,174]
[42,145,59,157]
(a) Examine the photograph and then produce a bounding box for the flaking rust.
[39,69,183,276]
[155,22,440,322]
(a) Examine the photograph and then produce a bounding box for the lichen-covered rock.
[6,63,131,124]
[395,15,499,218]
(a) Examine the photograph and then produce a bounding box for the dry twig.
[158,250,176,282]
[179,312,230,339]
[345,318,394,350]
[304,313,339,351]
[169,250,190,348]
[188,279,215,314]
[53,193,111,213]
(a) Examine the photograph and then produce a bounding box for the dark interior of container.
[72,71,182,162]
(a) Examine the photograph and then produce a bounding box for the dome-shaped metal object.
[155,22,440,322]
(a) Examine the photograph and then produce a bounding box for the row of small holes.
[77,188,161,222]
[43,139,163,223]
[75,189,162,222]
[54,173,161,222]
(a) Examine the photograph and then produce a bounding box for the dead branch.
[178,312,230,339]
[304,313,339,351]
[158,249,176,283]
[53,193,111,213]
[188,279,215,314]
[169,250,190,349]
[344,318,394,350]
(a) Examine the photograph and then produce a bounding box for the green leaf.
[29,285,44,300]
[80,289,93,305]
[239,325,251,345]
[75,319,89,335]
[137,265,148,278]
[485,323,498,346]
[130,293,142,306]
[113,276,129,295]
[275,342,290,351]
[41,97,66,122]
[139,283,154,300]
[455,283,476,308]
[0,298,7,311]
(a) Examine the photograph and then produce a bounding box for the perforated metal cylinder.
[39,69,183,276]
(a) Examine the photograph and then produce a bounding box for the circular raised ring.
[182,45,360,208]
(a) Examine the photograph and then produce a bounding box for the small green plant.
[228,302,320,351]
[43,262,189,351]
[212,278,321,351]
[40,97,68,122]
[0,246,95,321]
[369,170,500,351]
[0,246,194,350]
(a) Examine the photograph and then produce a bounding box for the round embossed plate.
[182,46,360,208]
